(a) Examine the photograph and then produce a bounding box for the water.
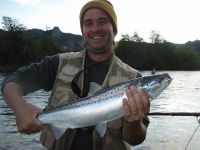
[0,71,200,150]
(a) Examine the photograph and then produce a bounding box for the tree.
[40,30,61,57]
[149,30,166,43]
[120,34,132,41]
[0,16,27,66]
[2,16,26,31]
[132,32,144,42]
[173,45,200,70]
[120,32,144,42]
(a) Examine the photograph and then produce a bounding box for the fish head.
[140,73,172,100]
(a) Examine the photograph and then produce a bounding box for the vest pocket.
[58,64,80,81]
[51,64,81,106]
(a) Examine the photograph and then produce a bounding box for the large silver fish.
[38,73,172,139]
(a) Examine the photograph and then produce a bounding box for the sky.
[0,0,200,44]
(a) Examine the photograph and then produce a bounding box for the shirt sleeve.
[1,54,59,95]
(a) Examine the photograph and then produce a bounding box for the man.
[1,0,150,150]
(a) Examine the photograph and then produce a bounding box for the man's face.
[82,8,115,54]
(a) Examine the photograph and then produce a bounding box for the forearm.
[2,82,26,112]
[3,82,43,134]
[122,119,147,145]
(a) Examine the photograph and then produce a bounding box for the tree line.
[0,16,66,72]
[115,39,200,70]
[1,16,200,72]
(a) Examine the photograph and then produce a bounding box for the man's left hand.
[122,86,150,123]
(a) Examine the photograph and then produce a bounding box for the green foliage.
[2,16,26,31]
[116,35,200,70]
[173,45,200,70]
[40,31,61,57]
[115,40,144,69]
[0,16,27,66]
[149,30,166,43]
[0,16,65,71]
[121,32,144,42]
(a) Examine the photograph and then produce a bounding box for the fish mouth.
[165,73,173,83]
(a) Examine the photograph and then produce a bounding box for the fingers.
[19,120,43,134]
[17,113,43,134]
[122,98,132,117]
[138,87,150,114]
[126,87,138,113]
[30,117,43,133]
[123,86,150,122]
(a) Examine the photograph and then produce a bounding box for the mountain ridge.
[25,26,84,51]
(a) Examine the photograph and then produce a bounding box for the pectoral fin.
[95,123,106,137]
[50,125,67,140]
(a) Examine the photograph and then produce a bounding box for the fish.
[37,73,172,139]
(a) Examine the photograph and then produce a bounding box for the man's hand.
[122,86,150,145]
[123,86,150,123]
[14,100,43,134]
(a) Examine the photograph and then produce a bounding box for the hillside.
[186,40,200,53]
[25,27,84,51]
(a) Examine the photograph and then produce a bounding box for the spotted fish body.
[38,73,172,139]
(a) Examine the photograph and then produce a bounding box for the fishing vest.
[40,50,139,150]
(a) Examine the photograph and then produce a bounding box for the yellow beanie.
[79,0,117,35]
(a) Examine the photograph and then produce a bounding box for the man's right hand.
[2,82,43,134]
[14,100,43,134]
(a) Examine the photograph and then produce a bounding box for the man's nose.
[91,23,101,32]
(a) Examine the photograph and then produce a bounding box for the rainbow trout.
[37,73,172,139]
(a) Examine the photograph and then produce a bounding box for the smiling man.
[1,0,150,150]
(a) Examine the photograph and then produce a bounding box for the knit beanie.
[79,0,117,35]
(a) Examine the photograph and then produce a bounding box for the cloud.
[13,0,41,6]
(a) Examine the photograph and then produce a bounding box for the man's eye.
[99,19,108,24]
[84,21,92,27]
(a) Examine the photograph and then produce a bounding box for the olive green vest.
[40,50,139,150]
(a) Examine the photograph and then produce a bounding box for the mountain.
[52,27,84,51]
[185,40,200,53]
[25,27,84,51]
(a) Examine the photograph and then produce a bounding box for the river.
[0,71,200,150]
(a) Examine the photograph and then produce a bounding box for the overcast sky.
[0,0,200,43]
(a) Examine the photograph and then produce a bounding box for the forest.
[1,16,200,72]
